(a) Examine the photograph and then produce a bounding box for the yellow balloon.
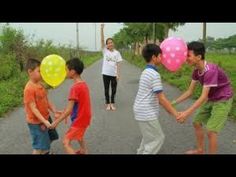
[40,54,66,88]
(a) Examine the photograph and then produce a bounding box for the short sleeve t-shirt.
[133,65,163,121]
[24,81,50,124]
[102,48,123,76]
[192,61,233,101]
[68,82,92,128]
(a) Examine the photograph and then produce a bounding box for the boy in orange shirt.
[24,58,59,154]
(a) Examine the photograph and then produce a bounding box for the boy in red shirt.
[51,58,92,154]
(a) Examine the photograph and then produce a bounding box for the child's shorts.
[193,98,233,133]
[28,123,50,151]
[65,126,87,141]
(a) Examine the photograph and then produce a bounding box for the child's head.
[187,41,205,66]
[26,58,41,81]
[106,38,114,50]
[142,44,162,65]
[66,58,84,79]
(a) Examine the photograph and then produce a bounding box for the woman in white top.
[101,24,123,110]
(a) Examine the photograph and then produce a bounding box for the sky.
[2,23,236,51]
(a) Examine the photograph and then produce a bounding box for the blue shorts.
[28,124,50,151]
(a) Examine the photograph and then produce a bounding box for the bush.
[0,54,19,81]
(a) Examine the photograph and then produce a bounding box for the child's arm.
[50,100,75,128]
[177,87,210,122]
[116,62,121,80]
[173,80,197,105]
[48,101,57,114]
[157,92,179,118]
[29,102,51,128]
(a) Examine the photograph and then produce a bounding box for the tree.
[0,25,28,71]
[161,23,185,40]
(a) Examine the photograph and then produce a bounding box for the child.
[133,44,180,154]
[101,23,122,111]
[24,58,59,154]
[173,41,233,154]
[51,58,92,154]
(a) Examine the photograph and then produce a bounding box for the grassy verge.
[123,51,236,120]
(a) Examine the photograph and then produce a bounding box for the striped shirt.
[133,64,163,121]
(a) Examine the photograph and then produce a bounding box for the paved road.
[1,59,236,154]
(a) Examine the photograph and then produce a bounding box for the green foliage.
[0,24,101,117]
[113,23,185,53]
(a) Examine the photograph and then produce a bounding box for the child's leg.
[207,131,217,154]
[78,138,87,154]
[111,76,117,104]
[63,137,75,154]
[206,98,233,154]
[138,119,165,154]
[103,75,111,104]
[194,123,205,153]
[186,123,205,154]
[137,138,145,154]
[186,103,212,154]
[32,149,41,154]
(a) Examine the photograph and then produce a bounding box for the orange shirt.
[24,81,49,124]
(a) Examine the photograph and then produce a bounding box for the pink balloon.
[160,37,187,72]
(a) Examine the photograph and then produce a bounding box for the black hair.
[142,44,162,63]
[106,38,113,45]
[26,58,41,71]
[66,57,84,75]
[187,41,205,60]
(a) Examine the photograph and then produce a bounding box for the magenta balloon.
[160,37,187,72]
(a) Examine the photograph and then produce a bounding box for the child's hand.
[176,111,188,123]
[116,75,120,81]
[44,120,52,129]
[54,110,63,119]
[50,120,59,129]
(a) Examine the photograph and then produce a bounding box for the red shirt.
[68,81,92,128]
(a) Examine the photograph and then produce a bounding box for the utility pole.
[153,23,155,43]
[95,23,97,51]
[76,23,79,57]
[101,23,105,51]
[203,23,207,45]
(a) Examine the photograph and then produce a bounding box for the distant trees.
[112,23,185,55]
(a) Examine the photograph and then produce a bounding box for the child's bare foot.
[76,149,87,155]
[106,104,111,110]
[185,149,204,154]
[110,104,116,111]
